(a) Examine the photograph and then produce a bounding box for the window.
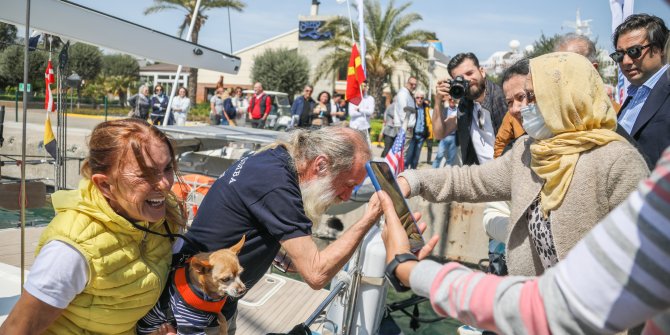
[337,63,348,81]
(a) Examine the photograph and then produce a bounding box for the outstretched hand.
[397,176,411,198]
[377,191,439,264]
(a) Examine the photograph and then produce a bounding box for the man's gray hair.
[274,127,370,176]
[555,33,598,63]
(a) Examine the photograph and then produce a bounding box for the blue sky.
[70,0,670,59]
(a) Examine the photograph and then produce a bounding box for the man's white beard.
[300,174,340,227]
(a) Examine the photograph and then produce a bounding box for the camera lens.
[448,76,469,100]
[450,86,464,100]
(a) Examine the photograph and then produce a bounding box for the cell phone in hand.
[365,161,425,252]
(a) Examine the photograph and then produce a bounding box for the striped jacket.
[410,147,670,334]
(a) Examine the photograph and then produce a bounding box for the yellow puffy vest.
[36,179,178,334]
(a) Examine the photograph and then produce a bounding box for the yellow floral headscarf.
[529,52,625,214]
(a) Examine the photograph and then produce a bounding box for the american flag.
[385,129,405,177]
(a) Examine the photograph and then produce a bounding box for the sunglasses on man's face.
[609,44,652,63]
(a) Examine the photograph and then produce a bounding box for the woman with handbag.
[128,85,151,120]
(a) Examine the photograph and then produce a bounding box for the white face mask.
[520,104,553,140]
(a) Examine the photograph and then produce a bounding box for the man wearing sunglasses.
[612,13,670,166]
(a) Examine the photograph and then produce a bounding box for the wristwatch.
[385,253,418,292]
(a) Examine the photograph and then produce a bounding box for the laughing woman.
[0,119,185,334]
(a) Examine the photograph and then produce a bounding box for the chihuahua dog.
[137,236,246,335]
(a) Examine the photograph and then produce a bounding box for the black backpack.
[223,97,236,119]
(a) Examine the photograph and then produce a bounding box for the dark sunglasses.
[609,44,652,63]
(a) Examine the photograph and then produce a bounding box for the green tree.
[67,43,102,102]
[316,0,435,113]
[81,78,107,108]
[101,54,140,79]
[0,23,17,52]
[0,45,49,93]
[144,0,246,103]
[525,33,561,58]
[68,43,102,82]
[103,75,137,107]
[251,48,309,102]
[95,54,140,107]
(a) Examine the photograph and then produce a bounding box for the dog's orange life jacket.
[174,264,228,314]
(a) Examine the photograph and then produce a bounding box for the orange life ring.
[171,174,216,218]
[171,174,216,200]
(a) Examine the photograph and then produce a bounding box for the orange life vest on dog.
[174,263,227,314]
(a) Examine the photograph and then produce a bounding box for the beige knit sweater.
[400,135,649,276]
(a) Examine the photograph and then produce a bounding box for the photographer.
[432,53,507,166]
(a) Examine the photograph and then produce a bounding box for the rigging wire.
[227,7,233,54]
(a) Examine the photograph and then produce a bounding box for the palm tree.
[103,75,138,107]
[315,0,435,113]
[144,0,246,103]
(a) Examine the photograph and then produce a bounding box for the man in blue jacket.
[291,85,316,128]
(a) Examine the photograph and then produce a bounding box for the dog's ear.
[190,253,213,274]
[229,235,246,255]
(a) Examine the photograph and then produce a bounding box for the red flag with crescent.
[345,44,366,105]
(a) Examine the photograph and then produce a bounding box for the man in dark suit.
[613,14,670,166]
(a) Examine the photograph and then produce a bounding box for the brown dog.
[137,236,246,335]
[189,236,246,334]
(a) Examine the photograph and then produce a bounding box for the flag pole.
[163,0,202,126]
[345,0,364,100]
[20,0,32,287]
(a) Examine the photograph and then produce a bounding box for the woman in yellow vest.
[1,119,185,334]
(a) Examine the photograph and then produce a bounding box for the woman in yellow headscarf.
[396,52,650,276]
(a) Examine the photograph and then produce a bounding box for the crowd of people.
[128,84,191,126]
[1,11,670,335]
[385,12,670,335]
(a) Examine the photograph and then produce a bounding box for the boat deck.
[0,227,330,334]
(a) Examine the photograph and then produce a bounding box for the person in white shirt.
[232,87,249,127]
[330,93,347,125]
[348,81,375,146]
[171,86,191,126]
[394,76,417,132]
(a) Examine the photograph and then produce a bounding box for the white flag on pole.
[357,0,366,75]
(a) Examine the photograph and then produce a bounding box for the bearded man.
[177,127,381,334]
[432,52,507,165]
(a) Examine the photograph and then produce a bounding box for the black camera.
[448,76,469,100]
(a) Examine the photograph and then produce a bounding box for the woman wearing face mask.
[0,119,185,334]
[397,52,649,276]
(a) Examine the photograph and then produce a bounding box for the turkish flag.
[44,60,55,112]
[345,44,366,105]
